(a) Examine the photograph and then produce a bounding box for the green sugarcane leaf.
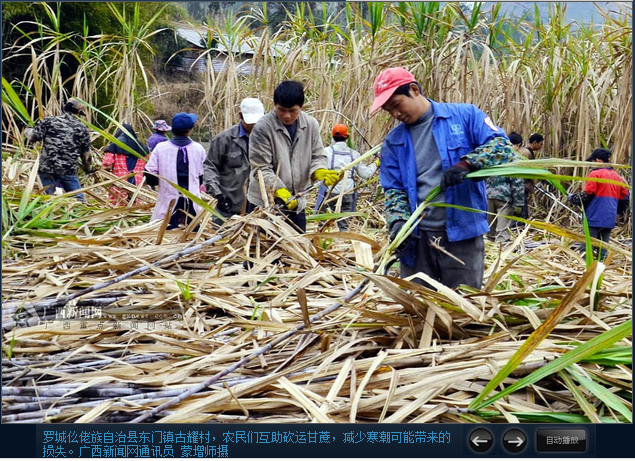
[558,370,602,423]
[2,76,33,125]
[582,206,594,268]
[22,200,59,229]
[475,411,619,423]
[509,158,631,171]
[471,319,632,411]
[566,365,632,422]
[466,166,554,179]
[468,262,600,410]
[466,166,629,190]
[582,346,632,366]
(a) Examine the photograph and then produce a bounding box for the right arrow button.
[503,429,527,454]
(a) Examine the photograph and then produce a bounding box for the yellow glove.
[374,157,380,167]
[274,188,298,210]
[313,168,342,187]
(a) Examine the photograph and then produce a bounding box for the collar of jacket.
[237,122,249,139]
[428,99,452,119]
[231,123,249,150]
[331,141,351,151]
[271,110,309,137]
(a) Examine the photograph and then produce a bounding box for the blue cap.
[171,113,198,131]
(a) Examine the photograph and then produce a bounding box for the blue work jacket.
[380,100,507,243]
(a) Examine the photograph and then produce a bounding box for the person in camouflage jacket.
[25,99,93,201]
[486,170,525,242]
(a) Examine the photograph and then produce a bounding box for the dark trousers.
[522,180,534,219]
[168,197,196,230]
[400,229,485,289]
[39,173,85,201]
[322,192,355,231]
[282,209,307,233]
[588,227,611,260]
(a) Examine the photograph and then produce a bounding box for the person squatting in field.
[372,67,517,289]
[246,80,339,233]
[315,123,379,231]
[568,148,629,260]
[102,123,149,205]
[24,98,94,201]
[203,98,266,223]
[144,112,206,230]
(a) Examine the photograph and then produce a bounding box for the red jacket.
[584,167,629,228]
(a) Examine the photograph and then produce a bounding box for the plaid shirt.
[102,152,147,205]
[102,152,146,184]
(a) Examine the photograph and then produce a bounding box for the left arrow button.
[469,428,493,453]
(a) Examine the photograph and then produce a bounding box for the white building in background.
[175,26,307,75]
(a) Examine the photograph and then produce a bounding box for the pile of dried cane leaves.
[2,161,632,424]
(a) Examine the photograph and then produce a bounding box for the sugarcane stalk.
[2,417,48,424]
[2,314,57,331]
[2,407,62,422]
[3,398,79,411]
[2,386,137,398]
[338,145,381,173]
[2,294,129,314]
[535,185,582,219]
[2,353,170,381]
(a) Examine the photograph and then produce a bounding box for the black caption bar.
[13,422,635,458]
[36,424,462,458]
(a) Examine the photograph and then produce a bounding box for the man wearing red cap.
[371,67,516,289]
[315,123,379,231]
